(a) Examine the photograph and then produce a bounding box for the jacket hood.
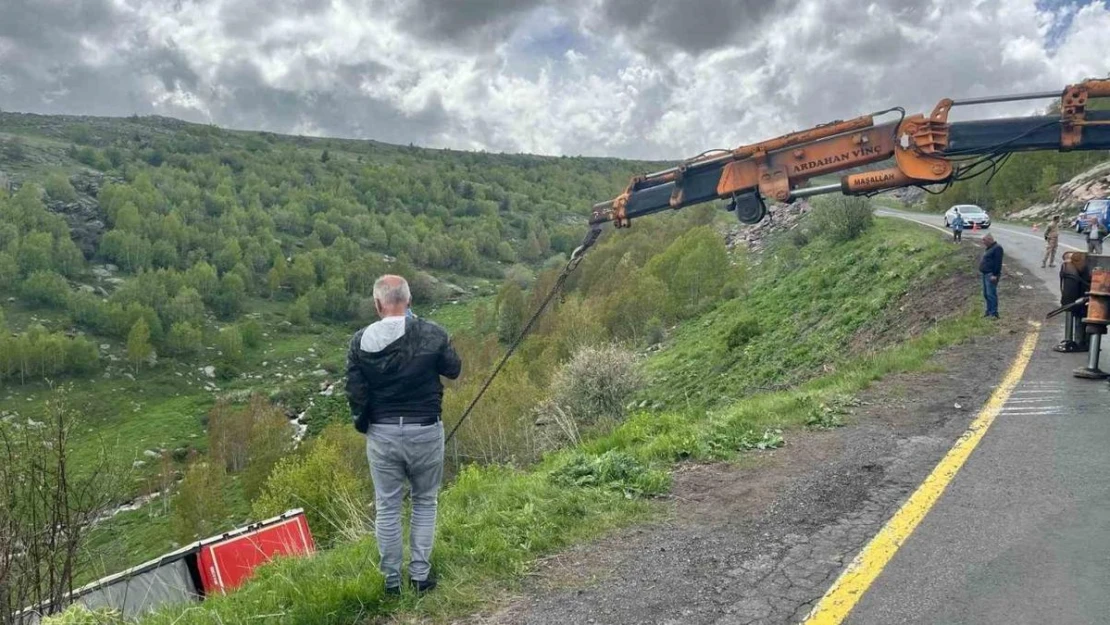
[360,317,406,353]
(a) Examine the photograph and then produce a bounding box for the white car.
[943,205,991,229]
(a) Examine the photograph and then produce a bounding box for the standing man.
[1043,214,1061,268]
[951,209,965,243]
[1087,216,1105,255]
[346,274,462,595]
[979,234,1004,319]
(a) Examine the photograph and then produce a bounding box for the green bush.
[21,271,70,306]
[44,173,78,203]
[549,450,670,497]
[725,316,761,350]
[238,318,263,349]
[810,195,874,242]
[165,322,203,357]
[251,424,371,546]
[547,344,641,426]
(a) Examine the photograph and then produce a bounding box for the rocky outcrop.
[1006,161,1110,222]
[45,171,115,257]
[724,200,813,254]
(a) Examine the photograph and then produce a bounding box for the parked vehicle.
[1074,199,1109,233]
[944,204,991,229]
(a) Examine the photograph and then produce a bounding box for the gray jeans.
[366,421,444,586]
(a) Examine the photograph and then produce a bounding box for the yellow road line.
[802,324,1041,625]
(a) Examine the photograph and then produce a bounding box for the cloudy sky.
[1,0,1108,160]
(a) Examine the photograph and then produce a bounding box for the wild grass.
[641,219,973,409]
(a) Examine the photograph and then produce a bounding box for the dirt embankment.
[454,258,1050,625]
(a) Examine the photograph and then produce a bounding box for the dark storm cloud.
[593,0,796,55]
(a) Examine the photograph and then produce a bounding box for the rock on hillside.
[725,200,813,253]
[6,170,113,257]
[1007,160,1110,221]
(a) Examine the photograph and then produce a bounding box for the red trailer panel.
[197,510,314,594]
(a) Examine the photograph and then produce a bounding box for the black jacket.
[346,317,462,433]
[979,242,1003,277]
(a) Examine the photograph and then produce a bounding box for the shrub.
[810,195,874,243]
[549,450,670,497]
[216,326,243,378]
[252,423,371,546]
[644,317,665,346]
[503,264,534,289]
[172,460,229,543]
[289,297,311,326]
[725,317,761,350]
[239,318,263,349]
[547,344,641,427]
[44,173,78,203]
[165,322,203,357]
[21,271,71,306]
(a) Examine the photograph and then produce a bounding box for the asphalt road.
[876,209,1092,302]
[840,211,1110,624]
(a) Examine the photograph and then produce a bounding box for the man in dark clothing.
[1057,251,1091,351]
[979,234,1003,319]
[346,274,461,595]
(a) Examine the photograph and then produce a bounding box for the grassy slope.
[642,218,969,409]
[132,219,994,625]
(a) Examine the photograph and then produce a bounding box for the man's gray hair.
[373,275,411,306]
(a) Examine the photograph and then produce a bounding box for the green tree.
[43,173,78,203]
[211,273,246,319]
[17,232,54,276]
[185,261,219,300]
[0,252,16,285]
[216,326,244,378]
[54,236,85,277]
[166,322,203,357]
[152,240,179,269]
[266,255,287,297]
[497,281,527,344]
[21,271,70,306]
[601,271,666,341]
[288,255,317,296]
[237,318,263,349]
[172,460,229,543]
[127,317,153,373]
[289,296,311,325]
[114,202,142,231]
[646,226,730,320]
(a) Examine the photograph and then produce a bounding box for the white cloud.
[1,0,1108,159]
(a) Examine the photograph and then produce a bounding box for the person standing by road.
[951,209,965,243]
[1042,214,1061,268]
[346,274,462,595]
[980,234,1003,319]
[1087,216,1105,255]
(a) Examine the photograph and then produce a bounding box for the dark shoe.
[412,574,437,594]
[385,584,401,597]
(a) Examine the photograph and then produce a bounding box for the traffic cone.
[1032,223,1039,232]
[973,222,980,233]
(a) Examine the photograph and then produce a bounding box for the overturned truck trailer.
[18,509,314,624]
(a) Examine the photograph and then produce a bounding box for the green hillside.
[0,111,1030,623]
[0,112,662,594]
